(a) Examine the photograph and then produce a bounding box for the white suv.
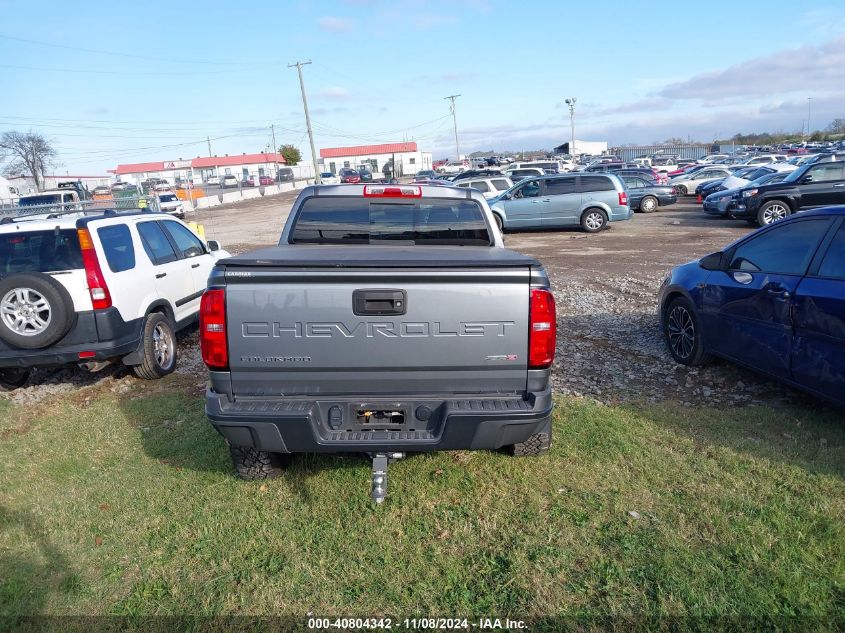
[0,209,230,390]
[454,175,513,199]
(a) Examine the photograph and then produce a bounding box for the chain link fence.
[0,194,160,219]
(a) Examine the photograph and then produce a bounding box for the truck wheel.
[0,368,30,392]
[132,312,177,380]
[509,420,551,456]
[580,208,608,233]
[229,444,290,480]
[0,273,74,350]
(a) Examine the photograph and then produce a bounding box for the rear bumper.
[206,388,553,453]
[0,308,142,368]
[608,206,633,222]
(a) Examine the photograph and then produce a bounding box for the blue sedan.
[659,206,845,407]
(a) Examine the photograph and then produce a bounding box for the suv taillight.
[76,228,111,310]
[200,289,228,370]
[618,191,628,206]
[529,288,556,369]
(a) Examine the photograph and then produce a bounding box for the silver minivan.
[488,173,632,233]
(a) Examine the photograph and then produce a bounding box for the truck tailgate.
[221,246,536,397]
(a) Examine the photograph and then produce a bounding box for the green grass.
[1,383,844,629]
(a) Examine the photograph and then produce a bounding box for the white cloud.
[657,36,845,101]
[319,86,352,100]
[413,14,458,30]
[317,16,354,33]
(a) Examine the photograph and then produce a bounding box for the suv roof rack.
[0,207,159,225]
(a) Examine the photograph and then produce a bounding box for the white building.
[111,152,313,185]
[553,140,608,157]
[319,142,433,177]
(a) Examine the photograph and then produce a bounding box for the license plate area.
[356,407,406,428]
[315,401,442,436]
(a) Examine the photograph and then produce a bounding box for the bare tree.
[826,119,845,135]
[0,131,56,191]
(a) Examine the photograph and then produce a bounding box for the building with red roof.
[318,142,432,177]
[111,152,297,185]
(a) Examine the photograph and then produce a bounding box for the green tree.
[278,144,302,165]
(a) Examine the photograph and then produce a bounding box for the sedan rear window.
[291,197,491,245]
[0,229,83,273]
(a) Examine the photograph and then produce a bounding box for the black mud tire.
[229,444,290,480]
[0,368,31,392]
[0,273,74,350]
[509,420,552,456]
[640,195,659,213]
[493,212,504,233]
[132,312,177,380]
[663,296,713,366]
[580,208,608,233]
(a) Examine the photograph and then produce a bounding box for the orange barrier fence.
[175,188,205,201]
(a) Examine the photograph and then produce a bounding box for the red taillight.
[363,185,422,197]
[76,228,111,310]
[529,288,556,369]
[200,289,228,370]
[618,191,628,206]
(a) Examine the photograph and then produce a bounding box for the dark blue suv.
[659,206,845,407]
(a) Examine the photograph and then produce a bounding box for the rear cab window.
[290,197,492,246]
[0,230,83,273]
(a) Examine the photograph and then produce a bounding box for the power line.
[0,33,266,67]
[0,63,238,76]
[0,113,302,126]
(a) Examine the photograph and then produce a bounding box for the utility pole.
[807,97,813,140]
[565,98,577,156]
[289,60,321,184]
[206,136,212,156]
[270,124,277,154]
[445,94,461,160]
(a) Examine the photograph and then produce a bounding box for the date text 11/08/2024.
[307,617,528,630]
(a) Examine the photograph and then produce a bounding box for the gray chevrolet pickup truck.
[201,183,556,501]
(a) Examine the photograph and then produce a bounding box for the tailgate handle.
[353,289,407,316]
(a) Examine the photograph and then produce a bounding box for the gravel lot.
[2,191,821,410]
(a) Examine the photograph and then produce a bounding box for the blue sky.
[1,0,844,174]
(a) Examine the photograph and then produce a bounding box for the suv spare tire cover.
[0,272,75,349]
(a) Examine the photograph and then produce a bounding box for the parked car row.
[699,159,845,226]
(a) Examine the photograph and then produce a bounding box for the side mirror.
[207,240,221,252]
[801,175,813,184]
[699,251,723,271]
